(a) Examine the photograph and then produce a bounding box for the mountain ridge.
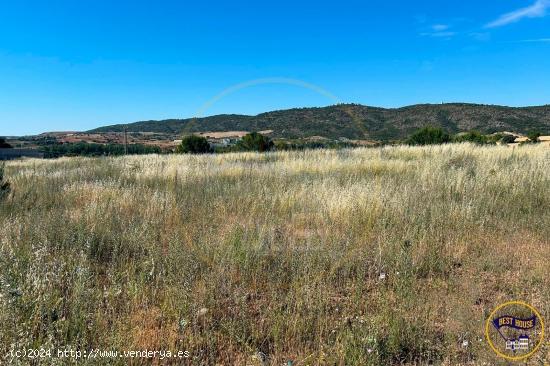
[88,103,550,140]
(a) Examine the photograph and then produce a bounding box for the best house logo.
[485,301,545,361]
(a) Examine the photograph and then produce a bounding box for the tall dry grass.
[0,144,549,365]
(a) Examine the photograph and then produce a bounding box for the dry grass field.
[1,144,549,365]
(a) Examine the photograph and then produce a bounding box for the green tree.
[527,131,541,143]
[500,134,516,144]
[176,135,212,154]
[0,163,10,201]
[406,127,451,146]
[453,131,488,144]
[0,137,12,148]
[237,132,274,152]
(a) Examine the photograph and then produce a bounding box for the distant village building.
[0,148,44,160]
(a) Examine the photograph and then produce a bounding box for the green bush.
[406,127,451,146]
[237,132,274,152]
[527,131,541,143]
[453,131,488,144]
[0,163,10,201]
[176,135,212,154]
[487,133,504,143]
[500,134,516,144]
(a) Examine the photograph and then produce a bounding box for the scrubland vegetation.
[40,142,162,158]
[0,144,549,365]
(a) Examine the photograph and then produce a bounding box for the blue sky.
[1,0,550,135]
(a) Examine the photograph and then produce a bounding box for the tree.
[500,134,516,144]
[527,131,541,143]
[176,135,212,154]
[406,127,451,146]
[0,137,12,148]
[237,132,274,152]
[453,131,488,145]
[0,163,10,201]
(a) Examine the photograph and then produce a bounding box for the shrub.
[176,135,212,154]
[0,137,12,148]
[0,163,10,201]
[237,132,274,152]
[453,131,488,145]
[500,134,516,144]
[406,127,451,145]
[487,133,504,143]
[527,131,541,143]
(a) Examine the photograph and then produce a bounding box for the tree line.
[40,142,161,157]
[176,132,275,154]
[2,128,544,159]
[405,127,542,146]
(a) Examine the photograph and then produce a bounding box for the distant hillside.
[88,103,550,140]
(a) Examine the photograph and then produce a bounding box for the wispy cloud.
[420,24,456,38]
[512,38,550,42]
[421,31,457,38]
[486,0,550,28]
[432,24,450,31]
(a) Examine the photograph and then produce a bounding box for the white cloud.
[486,0,550,28]
[432,24,450,31]
[421,31,457,38]
[514,38,550,42]
[420,24,456,38]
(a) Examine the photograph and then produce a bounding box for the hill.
[88,103,550,141]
